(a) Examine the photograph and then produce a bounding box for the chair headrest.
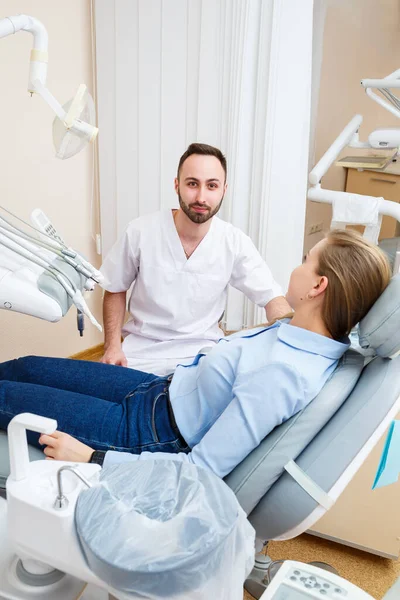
[359,274,400,359]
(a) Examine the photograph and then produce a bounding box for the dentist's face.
[286,239,327,310]
[174,154,227,224]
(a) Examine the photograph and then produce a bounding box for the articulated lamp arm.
[0,14,98,146]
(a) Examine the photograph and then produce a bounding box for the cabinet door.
[346,169,400,240]
[309,413,400,558]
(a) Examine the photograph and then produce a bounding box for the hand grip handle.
[8,413,57,482]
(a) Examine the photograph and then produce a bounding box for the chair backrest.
[225,274,400,539]
[224,349,364,514]
[246,355,400,540]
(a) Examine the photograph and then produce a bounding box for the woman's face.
[286,239,327,310]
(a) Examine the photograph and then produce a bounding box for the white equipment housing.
[0,207,104,331]
[368,128,400,149]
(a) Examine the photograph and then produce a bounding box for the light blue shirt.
[104,321,349,477]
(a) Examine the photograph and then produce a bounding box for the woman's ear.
[316,276,328,295]
[310,276,328,299]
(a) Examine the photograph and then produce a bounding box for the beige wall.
[305,0,400,254]
[0,0,103,361]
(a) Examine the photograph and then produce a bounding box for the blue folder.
[372,420,400,490]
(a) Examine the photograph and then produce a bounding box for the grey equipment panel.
[38,257,85,316]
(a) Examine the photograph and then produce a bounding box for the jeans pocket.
[151,390,168,443]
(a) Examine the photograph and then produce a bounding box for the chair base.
[244,553,272,599]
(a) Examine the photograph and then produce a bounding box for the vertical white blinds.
[95,0,314,328]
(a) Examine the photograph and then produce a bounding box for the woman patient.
[0,230,391,478]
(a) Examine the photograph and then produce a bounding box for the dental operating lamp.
[0,15,103,334]
[0,14,98,159]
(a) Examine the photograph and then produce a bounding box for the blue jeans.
[0,356,189,455]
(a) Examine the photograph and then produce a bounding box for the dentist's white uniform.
[100,210,282,376]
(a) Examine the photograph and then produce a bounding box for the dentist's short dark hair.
[177,143,227,181]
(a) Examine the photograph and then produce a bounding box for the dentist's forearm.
[265,296,293,321]
[103,290,127,349]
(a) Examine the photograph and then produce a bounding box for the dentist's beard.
[178,194,224,224]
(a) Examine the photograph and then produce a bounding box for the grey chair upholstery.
[244,355,400,540]
[379,237,400,271]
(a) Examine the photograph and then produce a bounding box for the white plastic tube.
[0,16,17,38]
[0,15,48,90]
[365,88,400,120]
[307,186,400,223]
[309,115,363,185]
[361,77,400,89]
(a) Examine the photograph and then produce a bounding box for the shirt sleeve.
[103,362,306,479]
[100,223,140,292]
[230,231,282,307]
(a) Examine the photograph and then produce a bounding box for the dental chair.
[0,275,399,599]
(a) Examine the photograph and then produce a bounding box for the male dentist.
[100,142,290,376]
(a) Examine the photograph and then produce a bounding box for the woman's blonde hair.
[318,229,391,339]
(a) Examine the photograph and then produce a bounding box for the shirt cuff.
[103,450,140,468]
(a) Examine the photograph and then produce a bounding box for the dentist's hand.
[100,346,128,367]
[39,431,94,463]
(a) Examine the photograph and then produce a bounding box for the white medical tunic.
[100,209,282,374]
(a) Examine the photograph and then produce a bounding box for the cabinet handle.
[370,177,396,184]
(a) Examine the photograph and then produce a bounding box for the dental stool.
[0,275,400,599]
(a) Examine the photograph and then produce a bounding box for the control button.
[309,576,316,581]
[290,576,297,581]
[294,570,301,575]
[314,583,321,588]
[335,589,342,594]
[305,584,312,588]
[320,590,327,595]
[300,577,306,582]
[323,583,330,589]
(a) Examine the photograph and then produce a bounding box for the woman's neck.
[289,306,332,339]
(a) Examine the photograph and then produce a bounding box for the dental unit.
[0,413,254,600]
[0,14,102,334]
[1,13,400,599]
[3,268,400,600]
